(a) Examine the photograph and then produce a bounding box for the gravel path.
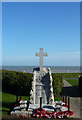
[63,79,80,118]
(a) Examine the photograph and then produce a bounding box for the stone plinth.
[30,67,54,105]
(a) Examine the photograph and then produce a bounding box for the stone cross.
[36,48,48,76]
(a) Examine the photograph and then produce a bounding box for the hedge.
[2,70,32,96]
[52,73,63,97]
[2,70,63,97]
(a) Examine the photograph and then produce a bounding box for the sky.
[2,2,80,66]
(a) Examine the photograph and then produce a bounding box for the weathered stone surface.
[36,48,48,77]
[30,67,54,105]
[30,48,54,105]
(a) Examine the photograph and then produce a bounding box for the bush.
[52,73,63,97]
[2,70,63,97]
[2,70,33,96]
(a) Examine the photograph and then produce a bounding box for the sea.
[1,66,80,73]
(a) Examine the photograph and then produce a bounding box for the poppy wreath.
[62,101,68,104]
[62,104,70,108]
[64,110,74,116]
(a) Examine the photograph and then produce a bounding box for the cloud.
[46,51,80,66]
[2,51,80,66]
[2,56,38,66]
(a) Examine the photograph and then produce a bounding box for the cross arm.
[36,53,40,56]
[43,53,48,56]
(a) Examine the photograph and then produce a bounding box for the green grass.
[66,79,79,86]
[53,73,81,78]
[2,92,29,115]
[54,97,62,101]
[2,92,29,103]
[2,92,16,103]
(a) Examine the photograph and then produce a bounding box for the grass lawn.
[54,96,62,101]
[54,73,81,78]
[66,79,79,86]
[54,73,79,86]
[2,92,29,115]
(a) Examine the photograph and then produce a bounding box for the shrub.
[52,73,63,97]
[2,70,32,96]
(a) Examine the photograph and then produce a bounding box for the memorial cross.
[36,48,48,77]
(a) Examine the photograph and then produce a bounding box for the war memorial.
[9,48,80,119]
[30,48,54,105]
